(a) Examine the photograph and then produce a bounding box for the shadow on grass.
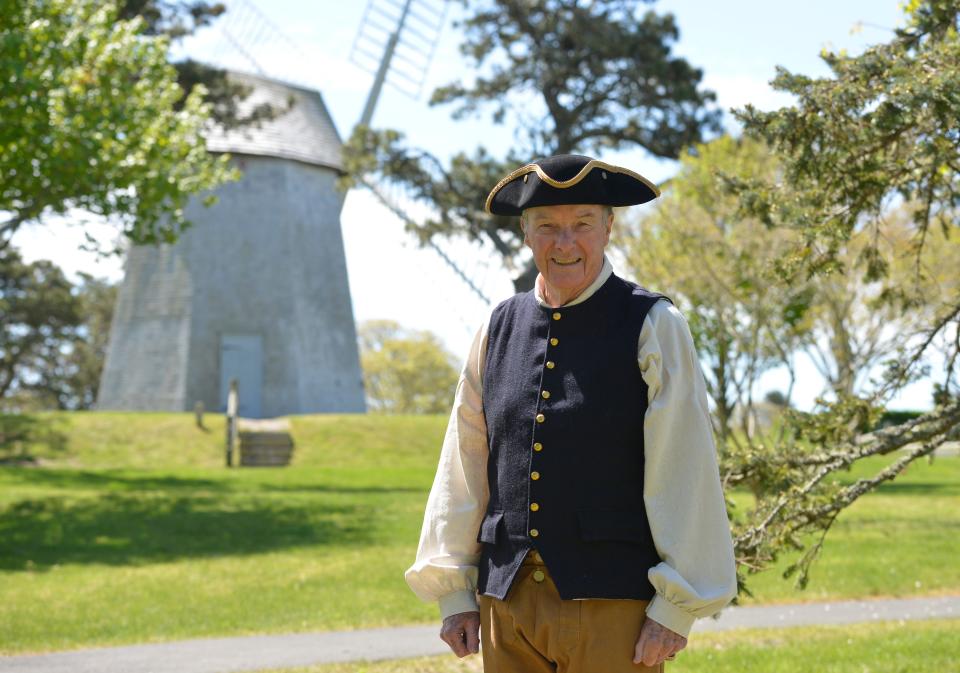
[871,480,960,496]
[0,490,386,572]
[1,467,425,495]
[0,413,70,465]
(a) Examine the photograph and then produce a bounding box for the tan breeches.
[478,549,665,673]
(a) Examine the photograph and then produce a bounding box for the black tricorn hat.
[485,154,660,216]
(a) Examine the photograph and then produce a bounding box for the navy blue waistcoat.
[477,271,670,601]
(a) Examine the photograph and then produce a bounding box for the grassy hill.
[0,410,448,470]
[0,410,957,654]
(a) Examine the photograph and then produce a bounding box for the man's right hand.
[440,610,481,657]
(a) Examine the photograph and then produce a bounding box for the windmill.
[96,0,503,418]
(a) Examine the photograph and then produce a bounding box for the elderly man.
[405,154,738,672]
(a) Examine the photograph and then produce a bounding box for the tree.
[33,273,118,410]
[65,273,117,410]
[620,135,811,448]
[0,249,82,410]
[797,204,958,399]
[117,1,285,131]
[341,0,721,291]
[716,0,960,592]
[358,320,460,414]
[0,0,238,252]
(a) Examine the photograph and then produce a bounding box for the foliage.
[0,251,116,412]
[716,0,960,592]
[0,249,82,409]
[0,0,238,250]
[358,320,460,414]
[48,272,117,410]
[117,1,281,130]
[620,135,808,447]
[341,0,721,291]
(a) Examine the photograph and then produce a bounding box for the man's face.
[522,203,612,299]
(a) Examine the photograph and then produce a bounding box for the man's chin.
[544,269,586,290]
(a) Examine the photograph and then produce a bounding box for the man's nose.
[555,228,576,248]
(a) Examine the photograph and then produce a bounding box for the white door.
[219,334,263,418]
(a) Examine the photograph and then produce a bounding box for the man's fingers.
[632,631,647,664]
[465,617,480,654]
[440,611,480,658]
[633,633,661,666]
[640,640,666,667]
[440,627,468,657]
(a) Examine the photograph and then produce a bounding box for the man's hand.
[633,616,687,667]
[440,610,480,657]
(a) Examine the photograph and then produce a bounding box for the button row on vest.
[546,360,555,369]
[530,528,540,537]
[541,390,550,399]
[550,337,559,346]
[533,442,543,452]
[536,413,545,423]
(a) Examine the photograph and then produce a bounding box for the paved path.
[1,595,957,673]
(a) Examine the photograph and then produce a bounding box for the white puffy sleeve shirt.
[403,258,738,638]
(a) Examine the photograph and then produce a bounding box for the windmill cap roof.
[204,70,343,172]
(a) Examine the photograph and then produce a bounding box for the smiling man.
[405,154,738,672]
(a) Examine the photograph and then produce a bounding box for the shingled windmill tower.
[97,0,452,418]
[96,71,365,417]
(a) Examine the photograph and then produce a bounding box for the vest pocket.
[577,509,650,544]
[477,509,504,544]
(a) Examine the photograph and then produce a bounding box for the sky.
[13,0,934,410]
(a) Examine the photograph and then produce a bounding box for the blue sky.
[14,0,932,410]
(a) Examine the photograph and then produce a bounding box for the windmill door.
[219,334,263,418]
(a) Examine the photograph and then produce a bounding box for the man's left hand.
[633,616,687,667]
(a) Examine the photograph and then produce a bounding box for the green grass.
[0,410,447,470]
[0,410,957,654]
[731,450,960,604]
[250,619,960,673]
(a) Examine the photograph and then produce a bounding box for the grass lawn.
[0,410,957,655]
[250,619,960,673]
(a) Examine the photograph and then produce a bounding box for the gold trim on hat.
[484,159,661,214]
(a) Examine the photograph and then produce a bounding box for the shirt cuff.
[645,594,697,639]
[439,589,480,620]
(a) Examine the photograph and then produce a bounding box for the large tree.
[0,0,238,253]
[0,249,82,410]
[31,272,119,410]
[620,135,811,450]
[716,0,960,591]
[117,1,283,131]
[341,0,722,291]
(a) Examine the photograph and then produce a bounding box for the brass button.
[530,528,539,537]
[550,337,559,346]
[531,471,540,480]
[536,413,545,423]
[530,502,540,511]
[541,390,550,399]
[533,442,543,452]
[552,311,562,320]
[546,361,555,369]
[532,569,545,582]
